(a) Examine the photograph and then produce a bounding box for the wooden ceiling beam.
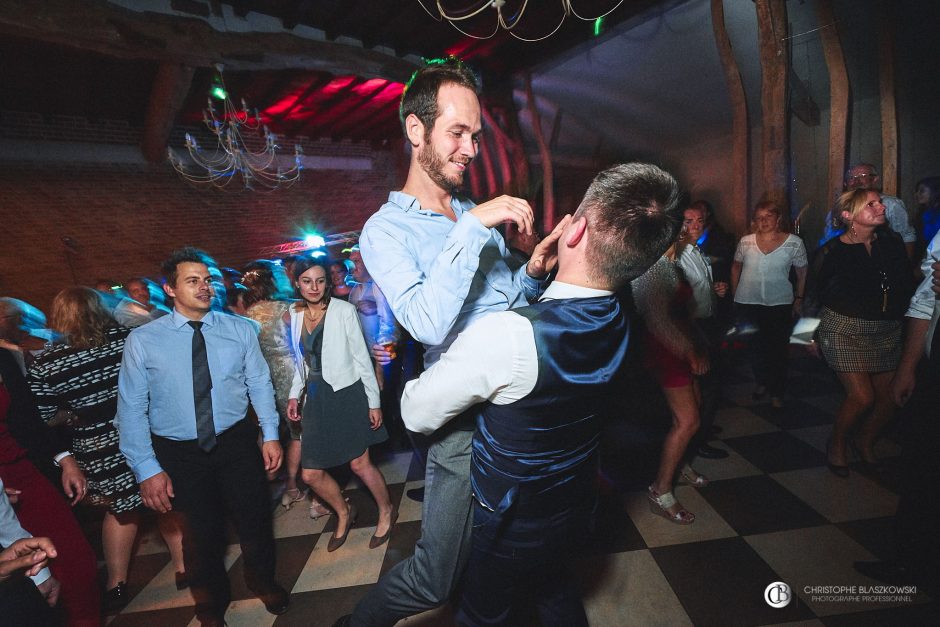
[0,0,418,81]
[141,62,196,163]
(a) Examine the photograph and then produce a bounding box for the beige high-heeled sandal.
[280,487,308,510]
[678,465,710,488]
[648,486,695,524]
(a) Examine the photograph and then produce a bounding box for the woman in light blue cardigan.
[286,258,395,552]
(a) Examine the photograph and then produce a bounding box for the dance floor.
[100,350,933,626]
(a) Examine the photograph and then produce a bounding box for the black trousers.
[737,303,793,397]
[0,576,58,627]
[690,316,723,452]
[152,420,277,619]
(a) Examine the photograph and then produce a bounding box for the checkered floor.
[101,349,934,626]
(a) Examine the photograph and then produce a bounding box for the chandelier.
[168,64,302,191]
[419,0,626,42]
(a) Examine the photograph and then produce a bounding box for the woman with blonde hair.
[806,189,915,476]
[28,286,186,609]
[731,201,808,407]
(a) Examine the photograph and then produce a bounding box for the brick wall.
[0,112,404,311]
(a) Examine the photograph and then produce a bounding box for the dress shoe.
[103,581,129,612]
[328,502,358,552]
[695,444,729,459]
[406,486,425,502]
[175,571,191,590]
[369,508,399,549]
[257,583,290,615]
[826,438,850,478]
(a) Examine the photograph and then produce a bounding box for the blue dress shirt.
[359,191,544,366]
[116,309,279,482]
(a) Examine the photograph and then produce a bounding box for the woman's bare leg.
[652,384,701,499]
[350,449,394,536]
[830,371,875,466]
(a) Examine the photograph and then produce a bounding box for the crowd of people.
[1,57,939,626]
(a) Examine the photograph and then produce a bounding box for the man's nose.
[460,135,477,158]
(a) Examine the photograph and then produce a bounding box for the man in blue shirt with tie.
[116,247,287,626]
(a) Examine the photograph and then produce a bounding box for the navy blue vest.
[472,295,629,517]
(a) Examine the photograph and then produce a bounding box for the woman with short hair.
[731,201,808,408]
[806,189,915,476]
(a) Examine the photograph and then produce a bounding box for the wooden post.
[817,0,849,209]
[525,73,555,232]
[478,128,498,198]
[710,0,749,236]
[141,62,195,163]
[755,0,789,211]
[481,107,514,193]
[878,1,898,196]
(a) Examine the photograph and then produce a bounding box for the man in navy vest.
[400,162,682,625]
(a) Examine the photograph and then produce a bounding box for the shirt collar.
[540,281,613,301]
[387,190,473,217]
[171,308,215,329]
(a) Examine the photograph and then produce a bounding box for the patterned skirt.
[818,308,902,373]
[71,419,142,514]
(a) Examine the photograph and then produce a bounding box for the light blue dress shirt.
[116,309,279,483]
[359,191,544,366]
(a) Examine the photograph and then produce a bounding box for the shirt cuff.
[30,566,51,586]
[132,458,164,484]
[451,211,492,251]
[53,451,72,465]
[260,422,280,442]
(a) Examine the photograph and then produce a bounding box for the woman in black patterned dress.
[28,287,186,608]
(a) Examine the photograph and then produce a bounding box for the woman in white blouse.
[731,201,808,407]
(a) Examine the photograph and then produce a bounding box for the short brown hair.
[576,163,681,287]
[399,57,479,139]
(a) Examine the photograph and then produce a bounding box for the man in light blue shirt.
[346,58,565,627]
[116,247,287,626]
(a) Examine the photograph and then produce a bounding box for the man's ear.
[163,282,176,299]
[405,113,424,148]
[565,216,588,248]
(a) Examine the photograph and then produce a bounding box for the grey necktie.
[188,321,216,452]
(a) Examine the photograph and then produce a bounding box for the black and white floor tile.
[100,351,933,626]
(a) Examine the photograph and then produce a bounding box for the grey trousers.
[350,425,474,627]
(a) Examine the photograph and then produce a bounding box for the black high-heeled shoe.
[849,439,884,471]
[327,502,358,552]
[826,438,850,478]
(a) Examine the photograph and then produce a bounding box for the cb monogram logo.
[764,581,792,608]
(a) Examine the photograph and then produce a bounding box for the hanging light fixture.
[419,0,625,42]
[168,64,303,191]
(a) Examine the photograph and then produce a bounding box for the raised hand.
[526,214,572,278]
[469,195,534,235]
